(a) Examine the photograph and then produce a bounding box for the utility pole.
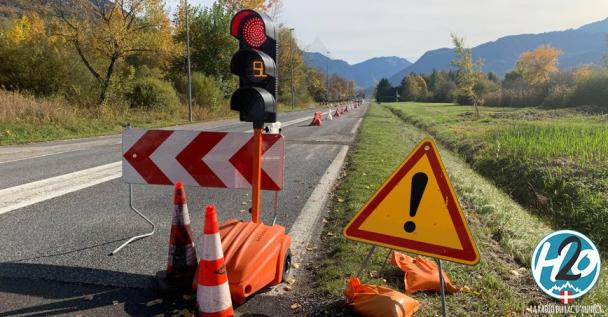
[289,28,295,109]
[185,0,193,122]
[326,50,330,102]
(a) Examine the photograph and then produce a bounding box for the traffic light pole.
[251,125,263,223]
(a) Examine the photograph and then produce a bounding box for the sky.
[167,0,608,65]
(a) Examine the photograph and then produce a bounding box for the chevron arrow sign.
[122,128,284,191]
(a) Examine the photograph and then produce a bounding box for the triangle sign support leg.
[379,248,392,274]
[437,258,447,317]
[109,184,156,256]
[356,245,376,278]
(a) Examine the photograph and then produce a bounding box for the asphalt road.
[0,104,367,316]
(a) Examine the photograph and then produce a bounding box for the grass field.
[386,102,608,252]
[314,103,607,316]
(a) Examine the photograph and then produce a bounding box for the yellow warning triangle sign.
[343,139,479,265]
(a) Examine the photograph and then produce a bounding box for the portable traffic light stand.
[216,9,292,305]
[250,127,262,224]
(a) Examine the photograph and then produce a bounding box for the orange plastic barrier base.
[344,277,420,317]
[211,219,292,305]
[390,252,460,294]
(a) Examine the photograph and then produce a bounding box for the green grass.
[387,102,608,251]
[314,103,607,316]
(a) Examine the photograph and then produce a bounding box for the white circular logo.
[531,230,601,303]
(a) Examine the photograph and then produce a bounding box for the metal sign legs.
[109,184,156,256]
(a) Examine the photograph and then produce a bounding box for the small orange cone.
[309,111,322,126]
[334,108,341,118]
[197,205,234,317]
[157,181,197,292]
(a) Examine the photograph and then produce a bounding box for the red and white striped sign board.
[122,129,284,191]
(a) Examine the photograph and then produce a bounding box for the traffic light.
[230,10,278,127]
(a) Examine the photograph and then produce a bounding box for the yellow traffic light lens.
[252,61,268,78]
[246,59,268,83]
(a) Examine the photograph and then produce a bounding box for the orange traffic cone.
[334,108,341,118]
[157,181,197,293]
[309,111,322,126]
[197,205,234,317]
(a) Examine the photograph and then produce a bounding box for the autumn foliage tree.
[224,0,281,15]
[515,44,561,87]
[451,33,483,117]
[399,74,429,101]
[52,0,176,104]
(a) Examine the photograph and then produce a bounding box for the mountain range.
[304,18,608,90]
[302,52,411,89]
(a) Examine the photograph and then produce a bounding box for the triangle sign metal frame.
[343,138,480,265]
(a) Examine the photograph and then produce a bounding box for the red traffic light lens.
[242,17,267,48]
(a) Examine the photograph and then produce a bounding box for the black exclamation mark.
[404,172,428,233]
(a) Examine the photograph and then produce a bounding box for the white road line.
[288,145,349,256]
[264,145,351,298]
[0,149,82,165]
[0,162,122,215]
[0,111,331,215]
[0,137,121,165]
[351,118,363,135]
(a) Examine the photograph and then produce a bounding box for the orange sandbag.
[390,251,460,294]
[344,277,420,317]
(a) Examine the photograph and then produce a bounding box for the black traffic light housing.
[230,10,278,127]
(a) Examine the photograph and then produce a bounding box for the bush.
[128,77,179,113]
[191,73,223,112]
[541,85,573,108]
[483,88,546,107]
[456,93,475,105]
[570,71,608,110]
[175,72,223,112]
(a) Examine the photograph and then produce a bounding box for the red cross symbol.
[560,290,572,304]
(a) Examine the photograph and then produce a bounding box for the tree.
[224,0,281,14]
[399,74,428,101]
[52,0,176,104]
[427,69,439,92]
[573,65,592,81]
[375,78,393,103]
[305,67,327,102]
[432,72,457,102]
[515,44,561,87]
[451,33,483,117]
[175,0,237,94]
[278,27,308,106]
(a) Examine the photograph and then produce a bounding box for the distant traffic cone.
[309,111,322,126]
[197,205,234,317]
[327,109,333,120]
[157,182,198,293]
[334,108,341,118]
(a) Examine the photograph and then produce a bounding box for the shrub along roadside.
[0,88,224,145]
[313,104,608,315]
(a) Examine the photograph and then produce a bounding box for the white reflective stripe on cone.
[197,281,232,312]
[173,205,191,226]
[186,244,197,264]
[201,233,222,261]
